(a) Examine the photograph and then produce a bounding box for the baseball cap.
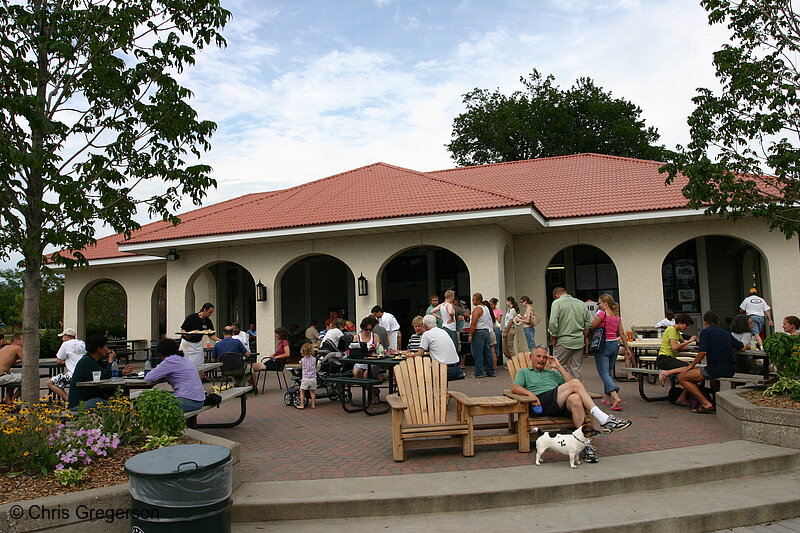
[59,327,77,337]
[749,287,758,294]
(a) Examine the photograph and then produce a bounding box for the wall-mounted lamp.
[357,273,368,296]
[165,248,180,262]
[256,280,267,302]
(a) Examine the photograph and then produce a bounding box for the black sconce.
[256,280,267,302]
[357,273,368,296]
[165,248,180,262]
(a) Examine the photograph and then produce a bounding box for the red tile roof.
[72,154,690,261]
[430,153,688,219]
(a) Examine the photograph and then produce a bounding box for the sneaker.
[582,445,598,463]
[472,374,485,378]
[487,373,496,377]
[600,415,632,433]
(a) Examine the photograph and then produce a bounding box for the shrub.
[763,333,800,378]
[49,427,119,470]
[763,376,800,402]
[135,389,186,437]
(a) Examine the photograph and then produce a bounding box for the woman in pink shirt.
[590,294,632,411]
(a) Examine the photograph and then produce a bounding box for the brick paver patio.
[196,357,734,482]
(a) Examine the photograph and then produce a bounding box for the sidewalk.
[198,357,735,482]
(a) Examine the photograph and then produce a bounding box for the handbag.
[589,314,606,353]
[531,312,542,326]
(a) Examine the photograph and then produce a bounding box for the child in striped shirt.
[298,342,317,409]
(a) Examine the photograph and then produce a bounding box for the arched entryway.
[379,246,470,346]
[545,245,619,312]
[279,255,356,338]
[185,262,256,337]
[661,236,769,332]
[82,280,127,338]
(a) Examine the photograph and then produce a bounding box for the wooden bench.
[184,385,252,428]
[623,367,770,402]
[325,375,387,415]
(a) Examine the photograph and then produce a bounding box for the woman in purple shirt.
[145,338,206,412]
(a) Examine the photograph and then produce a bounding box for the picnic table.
[76,362,222,395]
[326,356,406,415]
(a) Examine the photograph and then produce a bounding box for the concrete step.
[232,469,800,532]
[232,440,800,523]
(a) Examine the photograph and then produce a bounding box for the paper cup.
[92,371,101,382]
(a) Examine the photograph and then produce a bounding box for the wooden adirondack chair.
[503,352,576,432]
[386,357,475,462]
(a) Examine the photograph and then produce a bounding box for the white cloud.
[4,0,733,267]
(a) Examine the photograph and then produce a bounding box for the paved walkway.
[197,357,734,482]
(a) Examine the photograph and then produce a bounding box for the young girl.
[502,296,519,360]
[515,296,538,349]
[298,342,317,409]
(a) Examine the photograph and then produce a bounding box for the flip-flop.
[611,406,624,411]
[691,406,715,414]
[600,400,612,406]
[616,378,637,382]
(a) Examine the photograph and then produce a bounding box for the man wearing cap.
[739,288,773,337]
[47,328,87,401]
[180,302,221,368]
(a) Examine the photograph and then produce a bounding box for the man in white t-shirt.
[409,315,464,381]
[48,328,87,401]
[739,288,773,336]
[372,306,400,350]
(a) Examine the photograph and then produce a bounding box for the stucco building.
[61,153,799,354]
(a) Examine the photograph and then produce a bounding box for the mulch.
[742,391,800,411]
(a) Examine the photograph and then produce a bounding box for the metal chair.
[256,357,288,392]
[218,352,252,389]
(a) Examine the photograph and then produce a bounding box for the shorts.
[656,355,688,371]
[300,378,317,391]
[0,372,22,386]
[700,367,713,380]
[50,372,73,389]
[531,387,570,418]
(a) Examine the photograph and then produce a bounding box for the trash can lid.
[124,444,231,479]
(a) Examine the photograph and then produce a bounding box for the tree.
[661,0,800,238]
[0,1,230,403]
[446,69,669,166]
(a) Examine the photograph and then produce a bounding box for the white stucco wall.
[62,262,166,344]
[513,217,799,345]
[62,216,799,355]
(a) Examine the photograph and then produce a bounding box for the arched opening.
[280,255,355,347]
[83,280,127,338]
[184,262,256,337]
[545,245,619,312]
[661,236,769,332]
[380,246,470,345]
[151,276,167,340]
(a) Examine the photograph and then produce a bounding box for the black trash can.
[124,444,232,532]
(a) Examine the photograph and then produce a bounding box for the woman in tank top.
[589,293,631,411]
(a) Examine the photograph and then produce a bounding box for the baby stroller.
[283,339,350,408]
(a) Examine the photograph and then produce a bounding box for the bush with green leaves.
[135,389,186,437]
[54,466,90,486]
[763,333,800,378]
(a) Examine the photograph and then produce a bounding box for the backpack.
[203,393,222,407]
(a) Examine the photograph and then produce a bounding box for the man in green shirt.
[548,287,592,379]
[68,335,133,410]
[512,346,632,462]
[425,294,443,328]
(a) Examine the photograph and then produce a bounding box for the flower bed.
[0,389,190,502]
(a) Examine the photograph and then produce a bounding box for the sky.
[177,0,730,196]
[3,0,734,268]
